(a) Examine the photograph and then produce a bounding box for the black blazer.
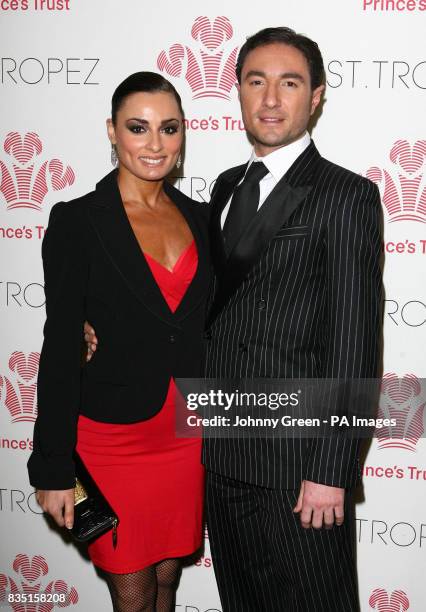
[28,170,210,490]
[203,142,383,489]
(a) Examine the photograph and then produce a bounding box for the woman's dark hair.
[111,71,184,124]
[236,27,325,90]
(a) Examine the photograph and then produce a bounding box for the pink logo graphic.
[0,554,78,611]
[0,352,39,423]
[157,16,239,100]
[0,132,75,211]
[369,588,409,611]
[376,373,425,452]
[367,140,426,223]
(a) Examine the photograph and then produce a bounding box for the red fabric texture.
[76,240,204,573]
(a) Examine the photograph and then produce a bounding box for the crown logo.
[0,352,39,423]
[157,16,239,100]
[375,373,425,452]
[0,132,75,211]
[366,140,426,223]
[369,588,409,611]
[0,553,78,611]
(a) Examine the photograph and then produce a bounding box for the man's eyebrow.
[281,72,305,82]
[244,70,305,82]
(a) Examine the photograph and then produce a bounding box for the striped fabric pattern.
[203,142,383,611]
[203,142,383,490]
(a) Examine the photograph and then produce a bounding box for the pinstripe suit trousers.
[206,471,359,612]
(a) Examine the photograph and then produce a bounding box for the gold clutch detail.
[74,478,88,505]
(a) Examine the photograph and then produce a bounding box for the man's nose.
[263,83,281,108]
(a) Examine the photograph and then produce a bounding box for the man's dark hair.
[236,27,325,90]
[111,71,184,124]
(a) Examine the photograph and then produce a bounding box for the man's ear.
[106,118,116,145]
[236,82,241,101]
[310,85,325,115]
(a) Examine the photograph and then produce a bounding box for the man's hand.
[293,480,345,529]
[84,321,98,362]
[36,489,75,529]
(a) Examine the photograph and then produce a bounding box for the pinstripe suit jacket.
[203,141,383,489]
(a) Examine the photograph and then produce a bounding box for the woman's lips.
[138,156,166,166]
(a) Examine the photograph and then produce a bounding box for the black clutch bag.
[71,452,119,547]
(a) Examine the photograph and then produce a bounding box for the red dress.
[76,240,204,574]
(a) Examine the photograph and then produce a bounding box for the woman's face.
[107,91,183,182]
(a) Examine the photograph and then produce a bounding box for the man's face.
[238,43,324,157]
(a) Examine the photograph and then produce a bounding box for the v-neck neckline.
[91,171,209,326]
[143,240,195,274]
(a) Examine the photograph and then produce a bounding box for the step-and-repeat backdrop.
[0,1,425,610]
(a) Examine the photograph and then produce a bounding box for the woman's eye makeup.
[162,124,179,135]
[125,119,180,135]
[127,123,146,133]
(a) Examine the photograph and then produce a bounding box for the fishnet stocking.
[104,566,156,612]
[155,559,181,611]
[103,559,182,612]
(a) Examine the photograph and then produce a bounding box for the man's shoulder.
[315,156,375,192]
[216,163,247,184]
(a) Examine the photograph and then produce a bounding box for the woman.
[27,72,210,612]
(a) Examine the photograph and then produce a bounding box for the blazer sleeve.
[27,202,89,490]
[305,178,383,488]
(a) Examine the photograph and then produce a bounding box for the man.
[85,26,382,612]
[202,27,382,612]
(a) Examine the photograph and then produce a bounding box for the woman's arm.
[28,201,89,491]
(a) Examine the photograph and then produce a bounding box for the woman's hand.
[36,489,75,529]
[84,321,98,362]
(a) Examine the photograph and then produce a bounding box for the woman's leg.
[155,558,182,611]
[103,566,157,612]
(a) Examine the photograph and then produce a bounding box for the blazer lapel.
[87,171,179,327]
[163,181,210,322]
[207,142,321,327]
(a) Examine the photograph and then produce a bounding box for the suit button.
[169,335,176,344]
[204,330,212,340]
[239,342,248,353]
[258,299,266,310]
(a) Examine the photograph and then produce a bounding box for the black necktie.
[223,161,269,255]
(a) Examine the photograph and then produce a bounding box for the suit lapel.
[210,164,247,277]
[207,142,321,327]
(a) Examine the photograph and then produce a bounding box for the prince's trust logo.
[0,554,78,610]
[157,16,239,100]
[367,139,426,223]
[369,588,409,611]
[0,132,75,211]
[0,352,39,423]
[375,373,425,452]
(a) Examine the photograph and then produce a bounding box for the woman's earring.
[176,154,182,169]
[111,144,118,167]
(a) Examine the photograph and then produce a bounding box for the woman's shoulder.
[164,181,211,222]
[44,191,98,250]
[48,185,98,225]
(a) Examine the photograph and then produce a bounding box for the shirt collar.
[248,132,311,182]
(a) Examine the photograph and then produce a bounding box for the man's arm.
[295,178,383,527]
[84,321,98,361]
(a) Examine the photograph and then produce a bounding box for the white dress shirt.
[221,132,311,228]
